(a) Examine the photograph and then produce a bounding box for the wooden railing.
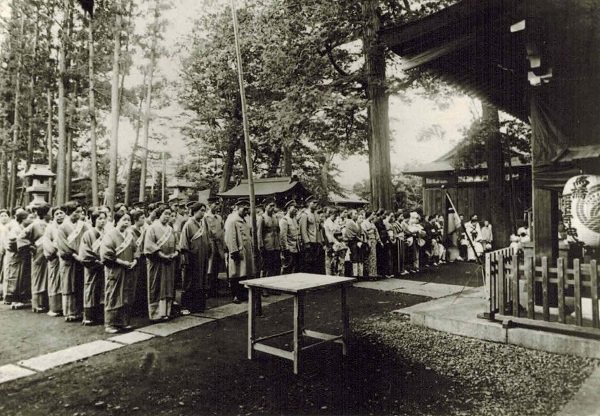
[485,248,600,336]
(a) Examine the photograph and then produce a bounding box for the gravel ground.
[351,313,599,416]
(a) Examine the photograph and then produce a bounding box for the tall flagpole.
[231,0,258,280]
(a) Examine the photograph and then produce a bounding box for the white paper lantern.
[562,175,600,247]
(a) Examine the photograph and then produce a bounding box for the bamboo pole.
[231,0,258,280]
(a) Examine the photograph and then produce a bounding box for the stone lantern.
[24,164,55,208]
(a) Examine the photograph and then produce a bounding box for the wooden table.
[241,273,356,374]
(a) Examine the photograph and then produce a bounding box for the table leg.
[341,285,349,356]
[293,293,305,374]
[248,287,255,360]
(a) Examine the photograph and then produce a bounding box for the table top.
[240,273,356,293]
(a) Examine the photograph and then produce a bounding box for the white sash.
[155,226,173,250]
[67,221,84,245]
[115,230,133,256]
[92,230,103,252]
[191,220,205,241]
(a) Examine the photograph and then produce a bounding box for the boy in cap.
[279,200,301,274]
[204,197,225,298]
[257,197,280,281]
[298,195,321,274]
[224,198,253,303]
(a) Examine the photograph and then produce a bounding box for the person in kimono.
[4,210,34,308]
[144,205,178,321]
[79,209,107,325]
[179,202,211,314]
[22,204,51,313]
[464,214,484,262]
[224,199,253,303]
[56,201,89,322]
[100,210,138,333]
[343,209,365,278]
[204,197,225,298]
[0,208,12,301]
[43,207,66,316]
[361,210,382,278]
[128,208,147,316]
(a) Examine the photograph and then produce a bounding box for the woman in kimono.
[4,210,34,308]
[179,202,211,314]
[361,211,382,278]
[79,209,107,325]
[22,204,51,313]
[128,209,147,316]
[100,211,138,334]
[43,208,66,316]
[144,206,178,321]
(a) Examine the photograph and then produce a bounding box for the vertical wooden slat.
[542,257,549,321]
[512,253,520,317]
[557,257,566,324]
[498,252,506,314]
[525,256,534,319]
[485,252,493,314]
[591,260,599,329]
[574,259,582,326]
[492,252,498,312]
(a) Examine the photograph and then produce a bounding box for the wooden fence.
[485,248,600,337]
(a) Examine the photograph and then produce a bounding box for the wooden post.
[293,293,305,374]
[512,253,520,317]
[557,257,565,323]
[590,260,598,329]
[574,259,582,326]
[542,256,549,321]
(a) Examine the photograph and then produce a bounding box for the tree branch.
[325,43,350,78]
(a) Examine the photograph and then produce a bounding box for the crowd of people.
[0,195,496,334]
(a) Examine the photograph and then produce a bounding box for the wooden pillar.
[532,188,558,261]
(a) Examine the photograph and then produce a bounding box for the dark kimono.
[23,220,49,311]
[129,225,147,316]
[179,217,211,312]
[79,228,104,322]
[56,220,89,319]
[43,221,62,314]
[100,228,137,328]
[4,224,31,304]
[144,221,177,320]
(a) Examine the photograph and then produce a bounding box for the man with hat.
[298,195,321,274]
[224,198,253,303]
[279,199,301,274]
[204,196,225,298]
[257,197,280,280]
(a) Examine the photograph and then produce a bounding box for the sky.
[0,0,476,188]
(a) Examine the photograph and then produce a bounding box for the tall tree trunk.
[56,0,70,206]
[46,89,54,205]
[282,145,292,176]
[138,1,159,202]
[0,117,8,207]
[88,16,99,206]
[267,147,281,176]
[124,73,146,205]
[9,11,25,210]
[27,7,39,170]
[106,6,122,210]
[219,138,237,193]
[239,136,248,179]
[65,83,76,202]
[363,0,393,210]
[46,2,55,205]
[483,102,510,248]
